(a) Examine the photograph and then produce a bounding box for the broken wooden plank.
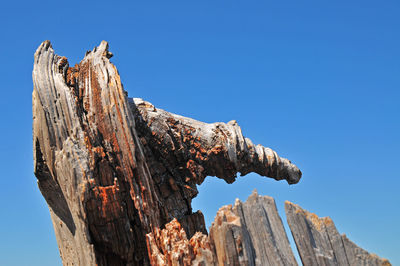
[285,201,391,266]
[209,190,297,266]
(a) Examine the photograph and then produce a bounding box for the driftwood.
[32,41,389,265]
[285,202,391,266]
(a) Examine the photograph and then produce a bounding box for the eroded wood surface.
[33,41,389,266]
[209,190,297,266]
[33,41,301,265]
[285,201,391,266]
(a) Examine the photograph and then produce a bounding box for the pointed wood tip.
[34,40,54,62]
[87,40,113,59]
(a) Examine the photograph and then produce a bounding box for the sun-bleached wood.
[33,41,301,265]
[285,201,391,266]
[33,40,389,266]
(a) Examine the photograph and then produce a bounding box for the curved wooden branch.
[33,40,302,265]
[32,40,390,266]
[132,98,301,185]
[30,38,327,266]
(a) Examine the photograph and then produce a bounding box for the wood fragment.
[209,190,298,266]
[285,201,391,266]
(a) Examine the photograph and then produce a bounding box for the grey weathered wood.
[130,96,302,240]
[33,40,302,265]
[33,40,98,266]
[285,201,391,266]
[342,235,391,266]
[209,190,298,266]
[324,217,350,265]
[33,40,390,266]
[132,98,302,186]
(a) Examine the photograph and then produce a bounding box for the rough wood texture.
[33,40,153,265]
[33,40,390,266]
[285,201,391,266]
[32,40,301,265]
[131,97,301,239]
[146,219,216,266]
[209,190,297,266]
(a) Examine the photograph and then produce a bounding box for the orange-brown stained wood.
[33,41,320,266]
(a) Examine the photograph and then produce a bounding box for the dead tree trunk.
[32,41,300,265]
[32,41,389,266]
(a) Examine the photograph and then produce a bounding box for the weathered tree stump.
[32,41,389,266]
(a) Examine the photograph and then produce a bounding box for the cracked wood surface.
[209,190,297,266]
[285,201,391,266]
[32,40,389,266]
[32,40,301,265]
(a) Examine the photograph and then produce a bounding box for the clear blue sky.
[1,1,399,265]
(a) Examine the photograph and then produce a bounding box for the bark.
[32,40,389,266]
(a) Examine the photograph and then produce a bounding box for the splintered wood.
[33,41,389,266]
